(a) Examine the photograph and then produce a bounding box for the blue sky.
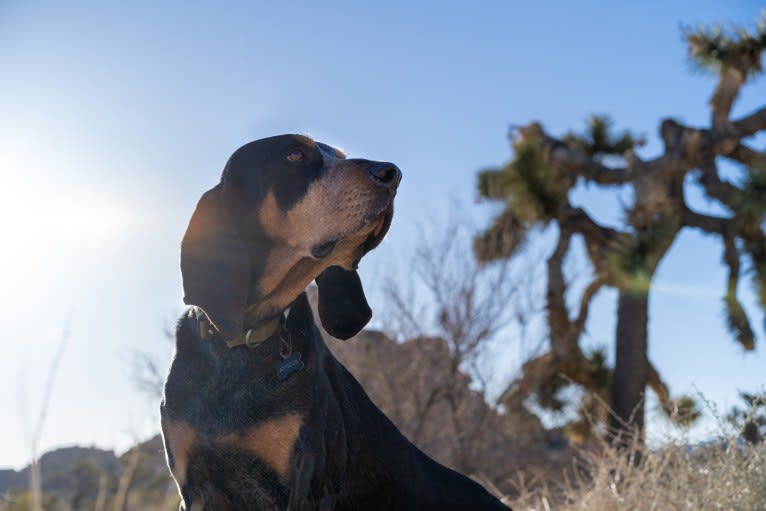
[1,1,764,468]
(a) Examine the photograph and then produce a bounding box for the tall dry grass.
[507,435,766,511]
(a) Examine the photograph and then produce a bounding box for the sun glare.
[1,193,129,244]
[0,170,132,295]
[0,140,131,246]
[0,127,141,305]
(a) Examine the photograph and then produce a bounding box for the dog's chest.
[181,439,294,510]
[161,340,314,507]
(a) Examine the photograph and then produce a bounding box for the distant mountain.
[0,468,24,495]
[0,446,120,494]
[0,436,176,511]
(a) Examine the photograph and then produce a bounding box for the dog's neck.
[244,248,330,325]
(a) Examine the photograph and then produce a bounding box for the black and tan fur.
[161,134,510,510]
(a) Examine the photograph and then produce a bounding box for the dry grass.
[507,435,766,511]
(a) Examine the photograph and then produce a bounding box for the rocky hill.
[0,436,175,511]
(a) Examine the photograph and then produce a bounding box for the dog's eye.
[286,149,304,162]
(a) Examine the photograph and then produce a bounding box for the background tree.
[476,14,766,444]
[727,390,766,445]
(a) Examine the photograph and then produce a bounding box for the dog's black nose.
[368,162,402,189]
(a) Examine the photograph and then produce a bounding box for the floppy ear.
[315,266,372,340]
[181,184,250,341]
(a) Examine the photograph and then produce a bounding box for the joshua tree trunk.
[610,289,649,445]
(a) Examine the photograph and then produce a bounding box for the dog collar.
[195,307,304,380]
[195,308,287,349]
[226,315,283,349]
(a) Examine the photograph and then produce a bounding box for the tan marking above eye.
[286,149,304,162]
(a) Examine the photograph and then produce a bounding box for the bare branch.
[30,325,70,452]
[21,324,71,511]
[130,351,166,401]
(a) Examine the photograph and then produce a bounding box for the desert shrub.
[508,434,766,511]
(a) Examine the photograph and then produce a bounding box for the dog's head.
[180,134,400,342]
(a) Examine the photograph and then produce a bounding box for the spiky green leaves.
[475,136,570,261]
[532,349,612,413]
[563,115,638,157]
[745,240,766,315]
[509,138,570,220]
[732,239,766,346]
[473,210,527,263]
[727,391,766,445]
[534,375,569,413]
[584,348,612,393]
[733,162,766,235]
[662,395,701,427]
[724,294,756,351]
[477,138,569,222]
[476,166,507,200]
[685,13,766,76]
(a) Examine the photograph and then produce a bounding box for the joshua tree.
[476,14,766,443]
[727,390,766,444]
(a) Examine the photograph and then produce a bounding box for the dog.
[161,134,510,510]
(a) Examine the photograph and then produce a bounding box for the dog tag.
[275,352,304,381]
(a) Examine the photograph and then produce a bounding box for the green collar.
[196,309,284,349]
[226,315,283,349]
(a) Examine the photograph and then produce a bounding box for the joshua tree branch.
[732,106,766,138]
[546,227,573,355]
[723,142,766,166]
[516,122,632,185]
[723,234,740,289]
[680,208,731,235]
[562,207,620,242]
[711,67,747,130]
[723,234,756,350]
[521,103,766,199]
[543,209,617,354]
[681,208,757,350]
[560,207,620,272]
[695,159,740,208]
[550,143,630,184]
[572,277,606,336]
[647,361,670,408]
